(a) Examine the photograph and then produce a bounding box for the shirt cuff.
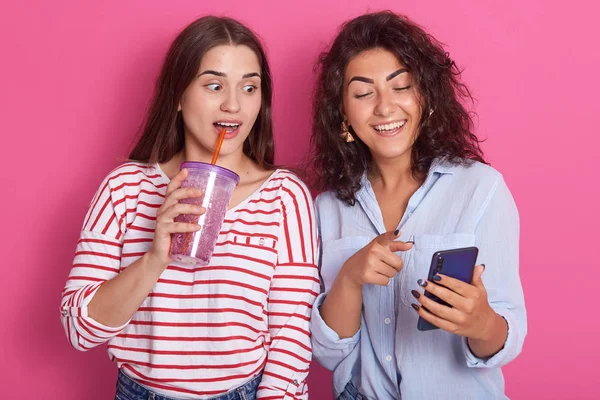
[462,310,516,368]
[61,283,130,339]
[310,293,360,349]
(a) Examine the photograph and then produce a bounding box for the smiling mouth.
[373,120,406,132]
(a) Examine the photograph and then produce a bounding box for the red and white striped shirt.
[60,163,320,399]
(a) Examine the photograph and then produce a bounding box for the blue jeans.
[115,369,261,400]
[337,380,369,400]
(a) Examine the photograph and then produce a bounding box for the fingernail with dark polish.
[482,264,486,270]
[406,240,415,245]
[433,275,442,282]
[411,303,420,311]
[393,229,399,235]
[417,279,428,287]
[411,290,421,299]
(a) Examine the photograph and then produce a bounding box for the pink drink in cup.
[169,162,239,265]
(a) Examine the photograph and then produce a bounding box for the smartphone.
[417,246,479,331]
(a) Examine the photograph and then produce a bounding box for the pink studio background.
[1,0,598,398]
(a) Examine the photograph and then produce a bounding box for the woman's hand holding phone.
[411,265,499,340]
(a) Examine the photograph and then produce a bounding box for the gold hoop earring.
[340,121,355,143]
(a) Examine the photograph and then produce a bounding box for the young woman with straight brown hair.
[61,16,318,400]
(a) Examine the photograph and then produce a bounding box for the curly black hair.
[308,11,486,205]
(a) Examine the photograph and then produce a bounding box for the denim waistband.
[116,369,262,400]
[338,380,370,400]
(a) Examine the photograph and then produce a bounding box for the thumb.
[375,230,414,252]
[388,238,414,253]
[471,264,485,289]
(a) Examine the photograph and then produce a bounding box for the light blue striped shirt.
[310,159,527,400]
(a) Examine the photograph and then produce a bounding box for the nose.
[373,90,396,117]
[220,87,241,113]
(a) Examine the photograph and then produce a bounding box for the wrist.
[479,308,506,341]
[142,251,170,273]
[338,268,362,291]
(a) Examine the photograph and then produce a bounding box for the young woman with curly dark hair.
[308,11,526,400]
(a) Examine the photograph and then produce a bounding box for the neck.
[369,151,418,190]
[183,145,249,174]
[160,138,251,180]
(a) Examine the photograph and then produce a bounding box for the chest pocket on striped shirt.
[221,234,279,271]
[233,235,277,249]
[399,233,476,308]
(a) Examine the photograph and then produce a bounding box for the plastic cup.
[169,162,239,265]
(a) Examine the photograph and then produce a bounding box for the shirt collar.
[429,157,455,175]
[359,157,455,189]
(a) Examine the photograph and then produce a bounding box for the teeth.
[216,122,240,127]
[374,121,406,131]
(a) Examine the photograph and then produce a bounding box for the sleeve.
[462,175,527,368]
[309,295,361,372]
[256,177,321,400]
[309,197,360,372]
[60,172,129,351]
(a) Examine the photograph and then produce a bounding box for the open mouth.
[213,121,241,133]
[373,120,406,133]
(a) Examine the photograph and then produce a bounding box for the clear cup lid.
[180,161,240,184]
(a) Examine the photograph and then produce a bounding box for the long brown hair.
[309,11,486,205]
[130,16,274,168]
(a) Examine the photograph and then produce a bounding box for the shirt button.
[385,355,392,362]
[61,309,69,317]
[292,379,299,386]
[259,238,265,246]
[384,318,391,325]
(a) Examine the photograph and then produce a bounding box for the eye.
[206,83,222,92]
[242,85,258,93]
[394,85,412,92]
[354,92,373,99]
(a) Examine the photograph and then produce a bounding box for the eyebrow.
[386,68,408,81]
[197,70,261,79]
[348,68,408,87]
